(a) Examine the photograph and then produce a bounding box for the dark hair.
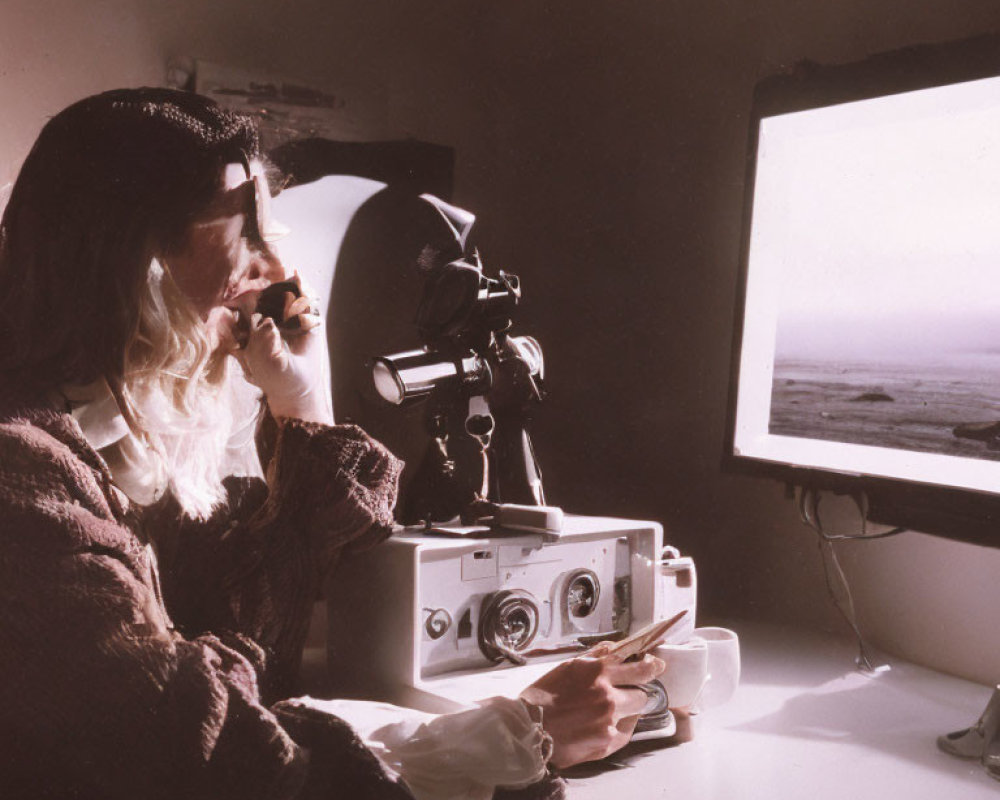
[0,87,259,400]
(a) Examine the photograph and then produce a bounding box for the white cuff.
[296,696,552,800]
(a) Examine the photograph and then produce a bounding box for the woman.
[0,88,662,799]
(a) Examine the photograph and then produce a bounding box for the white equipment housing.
[326,515,696,713]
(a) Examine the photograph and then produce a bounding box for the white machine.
[270,180,699,720]
[326,515,696,714]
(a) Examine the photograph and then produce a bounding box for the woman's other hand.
[236,302,334,425]
[520,645,665,769]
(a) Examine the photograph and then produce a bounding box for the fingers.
[289,269,318,301]
[615,713,641,740]
[297,313,321,332]
[281,318,325,363]
[602,653,665,686]
[586,642,615,658]
[610,686,650,720]
[249,314,283,356]
[285,294,311,319]
[239,314,285,381]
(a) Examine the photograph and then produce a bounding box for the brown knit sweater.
[0,401,415,799]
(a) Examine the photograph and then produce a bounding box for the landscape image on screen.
[770,354,1000,462]
[756,76,1000,465]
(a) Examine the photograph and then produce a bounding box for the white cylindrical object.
[651,639,709,710]
[694,626,741,709]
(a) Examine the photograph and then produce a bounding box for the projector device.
[325,514,697,729]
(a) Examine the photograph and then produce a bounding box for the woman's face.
[166,160,287,349]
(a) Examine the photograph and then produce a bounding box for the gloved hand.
[234,275,334,425]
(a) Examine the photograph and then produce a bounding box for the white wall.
[0,0,494,195]
[6,0,1000,685]
[0,0,165,187]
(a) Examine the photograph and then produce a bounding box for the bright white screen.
[733,74,1000,494]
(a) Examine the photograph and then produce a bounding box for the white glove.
[235,305,334,425]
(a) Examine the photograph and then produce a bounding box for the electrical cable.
[796,486,904,673]
[797,487,908,541]
[817,537,885,673]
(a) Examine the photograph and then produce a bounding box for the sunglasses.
[237,151,289,244]
[196,153,289,244]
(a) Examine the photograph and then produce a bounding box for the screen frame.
[724,33,1000,546]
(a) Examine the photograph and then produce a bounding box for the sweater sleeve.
[151,419,403,701]
[0,418,409,800]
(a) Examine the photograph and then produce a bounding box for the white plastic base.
[630,710,678,741]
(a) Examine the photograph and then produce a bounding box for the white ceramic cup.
[651,639,709,710]
[694,626,740,708]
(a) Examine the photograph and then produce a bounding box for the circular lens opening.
[372,360,404,404]
[566,570,600,618]
[479,590,540,662]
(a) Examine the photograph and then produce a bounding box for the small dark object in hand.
[256,280,306,330]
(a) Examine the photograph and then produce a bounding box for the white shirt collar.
[66,379,131,451]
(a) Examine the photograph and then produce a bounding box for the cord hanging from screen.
[798,488,908,542]
[796,486,907,673]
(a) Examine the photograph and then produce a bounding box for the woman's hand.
[235,300,334,426]
[520,645,665,769]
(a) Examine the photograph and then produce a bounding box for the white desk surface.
[561,621,999,800]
